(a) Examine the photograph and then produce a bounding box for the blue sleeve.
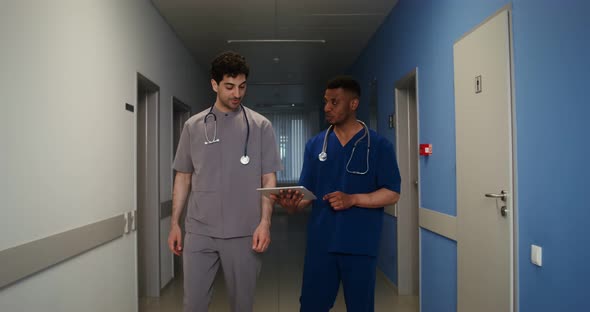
[298,140,315,192]
[377,138,401,193]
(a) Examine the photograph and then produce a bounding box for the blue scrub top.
[299,127,401,256]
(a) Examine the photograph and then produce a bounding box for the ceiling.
[151,0,398,110]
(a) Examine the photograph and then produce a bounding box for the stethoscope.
[204,104,251,165]
[318,120,370,175]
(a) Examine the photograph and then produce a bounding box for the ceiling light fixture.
[227,39,325,44]
[308,13,384,17]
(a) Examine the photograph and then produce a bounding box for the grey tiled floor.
[140,212,418,312]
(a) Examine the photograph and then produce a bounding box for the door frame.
[394,68,421,296]
[170,96,191,277]
[136,73,161,298]
[507,7,519,311]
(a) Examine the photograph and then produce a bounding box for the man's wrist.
[259,219,271,228]
[351,194,359,207]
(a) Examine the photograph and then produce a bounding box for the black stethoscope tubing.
[318,120,370,175]
[204,104,250,165]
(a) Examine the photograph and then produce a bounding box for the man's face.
[211,74,247,112]
[323,88,358,125]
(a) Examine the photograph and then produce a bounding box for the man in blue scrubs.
[273,76,401,312]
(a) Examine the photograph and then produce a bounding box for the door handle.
[485,190,508,202]
[485,190,509,217]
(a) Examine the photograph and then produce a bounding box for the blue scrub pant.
[299,250,377,312]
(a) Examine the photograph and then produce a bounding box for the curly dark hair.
[210,51,250,83]
[326,75,361,98]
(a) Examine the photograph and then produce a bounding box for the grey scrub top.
[173,105,282,238]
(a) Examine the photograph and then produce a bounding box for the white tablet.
[256,186,317,200]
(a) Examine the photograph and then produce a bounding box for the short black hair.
[326,75,361,98]
[210,51,250,83]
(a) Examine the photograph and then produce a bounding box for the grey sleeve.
[173,123,194,173]
[261,120,282,175]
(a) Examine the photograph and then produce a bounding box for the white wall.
[0,236,138,311]
[0,0,208,310]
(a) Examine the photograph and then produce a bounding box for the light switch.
[531,245,542,267]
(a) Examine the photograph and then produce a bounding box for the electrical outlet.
[531,245,542,267]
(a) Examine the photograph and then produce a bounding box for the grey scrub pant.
[183,233,261,312]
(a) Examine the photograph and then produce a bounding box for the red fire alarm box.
[420,144,432,156]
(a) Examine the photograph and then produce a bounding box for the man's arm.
[323,135,402,211]
[168,172,191,255]
[252,172,276,253]
[259,172,276,225]
[323,188,400,211]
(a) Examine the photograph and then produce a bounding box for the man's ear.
[211,79,219,93]
[350,97,360,111]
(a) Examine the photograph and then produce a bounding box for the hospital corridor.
[1,1,589,312]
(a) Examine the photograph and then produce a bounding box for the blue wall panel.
[511,1,590,311]
[377,214,398,285]
[421,229,457,312]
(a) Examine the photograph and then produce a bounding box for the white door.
[454,10,514,312]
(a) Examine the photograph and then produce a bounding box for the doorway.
[137,73,161,299]
[171,97,191,277]
[453,8,515,312]
[394,69,420,297]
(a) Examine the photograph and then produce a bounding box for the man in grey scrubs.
[168,51,282,312]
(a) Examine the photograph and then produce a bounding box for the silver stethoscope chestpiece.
[317,120,371,174]
[240,155,250,165]
[204,138,219,145]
